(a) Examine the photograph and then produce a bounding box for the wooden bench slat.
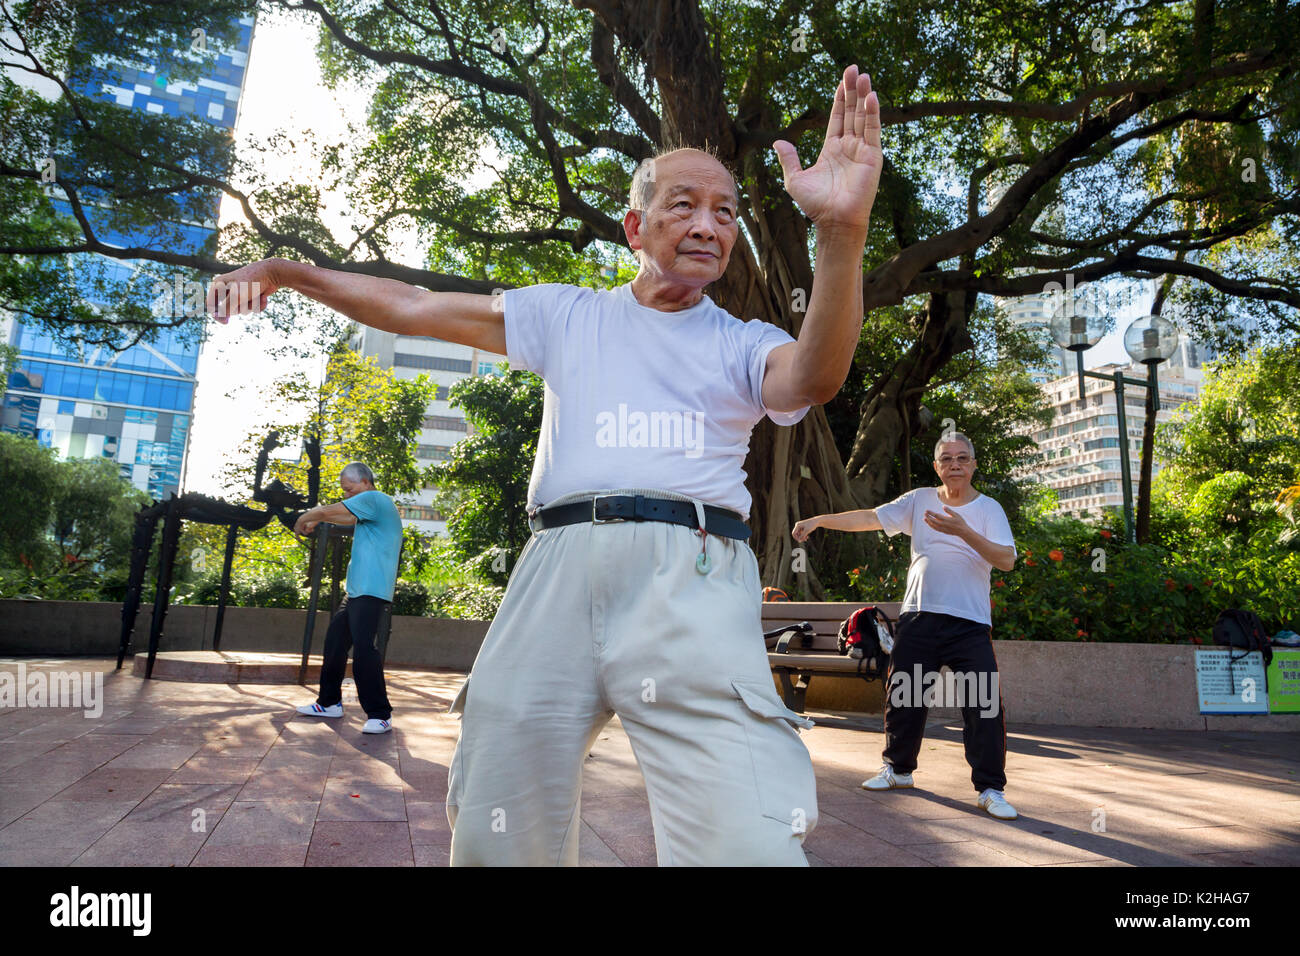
[770,654,880,672]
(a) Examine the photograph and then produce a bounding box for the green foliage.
[1155,344,1300,537]
[0,434,147,600]
[430,581,505,621]
[161,342,438,606]
[220,342,437,501]
[0,431,59,567]
[989,506,1300,641]
[232,570,305,609]
[392,579,430,617]
[435,366,543,585]
[1186,472,1256,533]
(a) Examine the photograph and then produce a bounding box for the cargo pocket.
[448,676,470,716]
[446,676,470,829]
[732,679,818,832]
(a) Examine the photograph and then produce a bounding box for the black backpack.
[1213,608,1273,667]
[837,606,895,681]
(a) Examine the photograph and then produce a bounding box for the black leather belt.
[529,494,750,541]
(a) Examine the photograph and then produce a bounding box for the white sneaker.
[362,718,392,734]
[861,764,914,791]
[297,702,343,718]
[978,788,1018,820]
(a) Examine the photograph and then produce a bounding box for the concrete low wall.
[0,599,487,672]
[1,600,1295,731]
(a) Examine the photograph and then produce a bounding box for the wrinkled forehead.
[936,441,974,458]
[653,150,739,206]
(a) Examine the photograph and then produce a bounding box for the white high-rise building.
[994,290,1069,384]
[347,327,506,535]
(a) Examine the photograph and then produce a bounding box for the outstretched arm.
[207,258,506,354]
[792,509,884,541]
[763,64,882,411]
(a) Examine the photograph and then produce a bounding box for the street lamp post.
[1124,315,1181,543]
[1049,299,1179,544]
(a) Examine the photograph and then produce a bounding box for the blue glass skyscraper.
[2,13,256,498]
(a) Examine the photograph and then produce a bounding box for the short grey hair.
[934,433,976,460]
[341,461,375,486]
[628,144,737,220]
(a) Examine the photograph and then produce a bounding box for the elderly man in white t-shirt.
[792,433,1019,819]
[208,66,884,865]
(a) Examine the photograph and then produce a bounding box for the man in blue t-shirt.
[293,462,404,734]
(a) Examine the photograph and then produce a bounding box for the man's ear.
[623,209,645,252]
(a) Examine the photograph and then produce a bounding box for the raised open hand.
[772,64,883,232]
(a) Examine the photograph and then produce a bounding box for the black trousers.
[881,611,1007,793]
[317,595,393,720]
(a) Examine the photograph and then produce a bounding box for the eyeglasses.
[937,455,972,465]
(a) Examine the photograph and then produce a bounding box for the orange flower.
[994,579,1006,588]
[1165,578,1177,591]
[1077,629,1088,637]
[1025,558,1037,567]
[1099,530,1112,539]
[1049,549,1064,562]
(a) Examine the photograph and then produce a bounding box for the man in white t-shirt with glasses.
[208,66,884,865]
[793,433,1019,820]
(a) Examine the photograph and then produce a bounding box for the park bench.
[762,601,902,712]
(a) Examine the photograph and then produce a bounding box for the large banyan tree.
[3,0,1298,593]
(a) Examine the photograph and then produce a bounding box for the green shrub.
[990,515,1300,642]
[431,581,503,620]
[392,579,431,616]
[233,571,305,609]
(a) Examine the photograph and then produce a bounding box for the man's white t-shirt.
[503,282,810,520]
[873,487,1015,627]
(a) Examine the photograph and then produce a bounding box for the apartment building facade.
[347,325,506,534]
[1021,362,1202,518]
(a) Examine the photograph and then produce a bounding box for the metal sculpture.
[116,431,327,677]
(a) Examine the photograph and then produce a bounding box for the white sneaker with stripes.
[296,702,343,718]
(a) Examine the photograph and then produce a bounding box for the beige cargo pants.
[445,488,819,866]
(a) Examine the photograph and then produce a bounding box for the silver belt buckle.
[591,494,625,524]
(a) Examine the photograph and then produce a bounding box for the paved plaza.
[1,658,1297,866]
